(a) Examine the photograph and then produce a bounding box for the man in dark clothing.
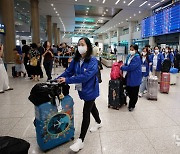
[22,40,31,78]
[37,42,44,78]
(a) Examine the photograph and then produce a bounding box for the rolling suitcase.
[160,72,170,93]
[29,83,74,151]
[147,75,158,100]
[108,80,127,110]
[34,95,74,151]
[170,68,178,85]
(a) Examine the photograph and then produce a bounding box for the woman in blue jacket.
[57,37,101,152]
[149,47,164,81]
[121,45,142,112]
[163,47,174,66]
[139,48,150,97]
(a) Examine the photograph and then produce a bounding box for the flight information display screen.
[141,2,180,38]
[0,24,5,34]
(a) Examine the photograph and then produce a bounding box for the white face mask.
[155,50,159,54]
[142,52,147,56]
[130,50,136,55]
[171,49,174,52]
[165,50,169,53]
[78,46,87,55]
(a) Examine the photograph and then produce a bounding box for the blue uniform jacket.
[163,53,174,64]
[57,57,99,101]
[121,53,142,87]
[149,53,164,72]
[141,57,150,77]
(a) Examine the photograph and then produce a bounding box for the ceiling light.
[54,8,56,10]
[89,0,91,2]
[23,8,25,9]
[121,21,123,23]
[151,2,160,8]
[123,1,126,4]
[87,7,89,10]
[128,0,134,6]
[56,11,58,14]
[148,3,151,6]
[139,11,141,13]
[86,14,88,15]
[161,0,165,2]
[57,14,59,16]
[104,12,106,14]
[106,9,109,12]
[15,7,16,9]
[102,0,106,4]
[51,4,54,6]
[119,23,121,24]
[86,10,88,13]
[102,14,104,16]
[17,3,19,6]
[126,19,128,21]
[75,0,77,1]
[115,0,121,5]
[134,14,136,16]
[139,1,148,7]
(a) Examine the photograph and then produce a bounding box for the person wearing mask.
[0,44,13,93]
[37,42,44,78]
[13,48,26,77]
[56,37,102,152]
[42,41,54,81]
[149,47,164,81]
[29,43,41,81]
[139,48,150,97]
[22,40,31,78]
[163,47,174,65]
[120,45,142,111]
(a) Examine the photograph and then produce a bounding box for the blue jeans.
[139,76,148,93]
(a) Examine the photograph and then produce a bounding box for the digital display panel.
[141,2,180,38]
[0,24,5,34]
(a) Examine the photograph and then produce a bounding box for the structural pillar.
[46,15,52,44]
[128,21,136,50]
[0,0,15,62]
[149,37,156,48]
[108,31,113,46]
[57,28,60,45]
[30,0,40,44]
[117,27,122,43]
[53,23,57,46]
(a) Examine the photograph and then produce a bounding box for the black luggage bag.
[0,136,30,154]
[108,79,127,110]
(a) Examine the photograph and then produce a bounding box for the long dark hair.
[43,41,51,50]
[74,37,93,62]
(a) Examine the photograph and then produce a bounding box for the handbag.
[30,57,38,66]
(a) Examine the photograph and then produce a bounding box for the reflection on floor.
[0,65,180,154]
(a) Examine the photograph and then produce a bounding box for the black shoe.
[128,108,134,112]
[0,91,5,94]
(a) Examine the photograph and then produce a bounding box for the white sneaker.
[69,138,84,152]
[138,93,143,97]
[90,123,102,132]
[143,90,148,94]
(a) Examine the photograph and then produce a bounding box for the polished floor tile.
[0,65,180,153]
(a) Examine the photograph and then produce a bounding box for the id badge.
[142,66,146,72]
[75,83,82,91]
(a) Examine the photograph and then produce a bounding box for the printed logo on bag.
[41,111,73,143]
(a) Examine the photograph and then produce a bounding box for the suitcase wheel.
[71,137,74,141]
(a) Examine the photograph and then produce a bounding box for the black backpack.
[0,136,30,154]
[161,59,171,72]
[28,83,70,106]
